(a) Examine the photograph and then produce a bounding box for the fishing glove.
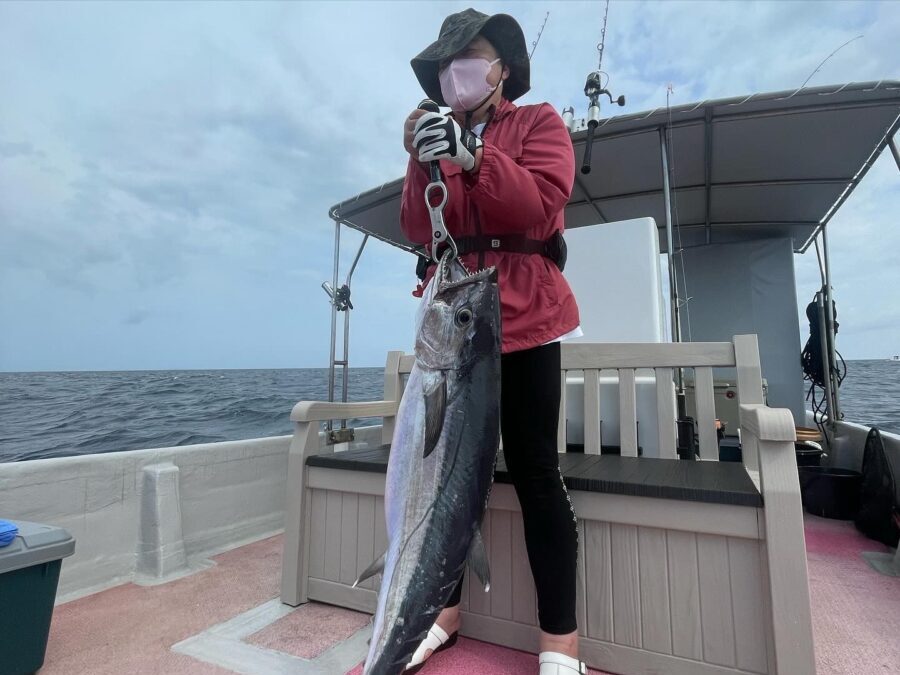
[413,112,483,172]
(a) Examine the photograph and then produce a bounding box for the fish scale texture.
[365,258,501,674]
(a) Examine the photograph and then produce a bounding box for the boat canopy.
[329,81,900,255]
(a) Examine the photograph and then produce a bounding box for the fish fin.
[468,528,491,592]
[353,551,385,588]
[423,375,447,458]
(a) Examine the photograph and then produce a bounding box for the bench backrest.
[382,334,764,470]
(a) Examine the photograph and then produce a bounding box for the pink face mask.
[439,57,501,112]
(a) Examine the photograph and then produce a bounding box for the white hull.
[0,436,291,601]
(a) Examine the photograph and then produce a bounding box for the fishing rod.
[529,11,550,61]
[580,0,625,174]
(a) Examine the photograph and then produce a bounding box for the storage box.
[563,218,671,457]
[684,378,768,436]
[0,520,75,675]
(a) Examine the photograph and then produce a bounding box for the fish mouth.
[436,250,496,293]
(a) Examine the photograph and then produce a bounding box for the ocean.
[0,368,384,462]
[2,361,898,462]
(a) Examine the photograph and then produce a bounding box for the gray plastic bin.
[0,520,75,675]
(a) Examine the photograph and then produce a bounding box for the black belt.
[416,231,567,281]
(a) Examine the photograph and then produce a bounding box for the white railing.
[386,335,765,468]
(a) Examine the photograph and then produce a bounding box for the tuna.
[359,251,502,675]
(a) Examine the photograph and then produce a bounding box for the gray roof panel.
[329,81,900,255]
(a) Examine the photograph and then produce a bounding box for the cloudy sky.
[1,1,898,372]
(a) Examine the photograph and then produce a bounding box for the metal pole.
[703,109,713,245]
[659,126,686,421]
[816,291,835,426]
[327,220,341,430]
[338,235,369,426]
[339,310,351,428]
[820,223,841,423]
[346,235,369,288]
[659,127,682,346]
[890,135,900,173]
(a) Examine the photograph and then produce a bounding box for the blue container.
[0,520,18,547]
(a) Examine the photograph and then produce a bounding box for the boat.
[2,81,899,675]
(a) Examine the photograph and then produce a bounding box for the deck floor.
[40,514,899,674]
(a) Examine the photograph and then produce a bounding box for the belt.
[416,231,567,281]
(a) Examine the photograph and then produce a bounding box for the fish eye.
[455,307,473,327]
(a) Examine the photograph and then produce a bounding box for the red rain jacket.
[400,97,580,354]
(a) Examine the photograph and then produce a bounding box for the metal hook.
[425,179,456,262]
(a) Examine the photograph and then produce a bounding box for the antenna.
[529,11,550,61]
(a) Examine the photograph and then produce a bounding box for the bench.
[281,334,816,675]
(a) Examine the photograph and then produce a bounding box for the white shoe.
[405,621,458,672]
[539,651,587,675]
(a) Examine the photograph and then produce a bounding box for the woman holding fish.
[393,9,586,675]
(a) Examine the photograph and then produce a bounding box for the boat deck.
[40,514,899,675]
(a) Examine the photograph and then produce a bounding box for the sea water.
[2,361,898,462]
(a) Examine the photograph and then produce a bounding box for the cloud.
[0,140,44,159]
[0,0,898,369]
[124,308,151,326]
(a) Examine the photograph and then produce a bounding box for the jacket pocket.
[538,262,560,309]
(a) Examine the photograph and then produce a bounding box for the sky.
[0,0,898,372]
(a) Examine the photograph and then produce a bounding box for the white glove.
[413,112,483,172]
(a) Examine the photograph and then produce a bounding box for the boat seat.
[306,446,762,508]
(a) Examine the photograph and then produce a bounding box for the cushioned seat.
[306,445,762,508]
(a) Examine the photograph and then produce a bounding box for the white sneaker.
[539,651,587,675]
[405,621,458,672]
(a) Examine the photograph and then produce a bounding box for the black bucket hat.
[411,8,530,107]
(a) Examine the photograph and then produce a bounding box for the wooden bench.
[281,334,816,675]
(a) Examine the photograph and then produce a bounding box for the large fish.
[359,251,501,675]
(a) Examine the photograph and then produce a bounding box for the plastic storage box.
[0,520,75,675]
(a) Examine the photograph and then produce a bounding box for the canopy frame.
[320,82,900,430]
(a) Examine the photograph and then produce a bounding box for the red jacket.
[400,97,580,354]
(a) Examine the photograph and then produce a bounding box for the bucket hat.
[411,8,530,106]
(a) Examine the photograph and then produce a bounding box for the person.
[400,9,586,675]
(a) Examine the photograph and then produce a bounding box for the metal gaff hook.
[418,98,457,262]
[425,179,456,262]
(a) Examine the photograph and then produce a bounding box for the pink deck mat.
[344,637,613,675]
[804,514,900,675]
[39,515,899,674]
[42,534,285,675]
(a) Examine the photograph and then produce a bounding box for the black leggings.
[447,341,579,634]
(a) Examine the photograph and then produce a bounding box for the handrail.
[739,404,796,442]
[291,400,398,424]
